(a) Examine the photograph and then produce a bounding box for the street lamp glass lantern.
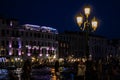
[76,15,83,26]
[84,7,90,17]
[91,17,98,31]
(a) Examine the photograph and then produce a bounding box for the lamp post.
[76,6,98,59]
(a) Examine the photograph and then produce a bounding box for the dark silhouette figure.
[76,61,86,80]
[85,59,93,80]
[22,59,32,80]
[9,70,18,80]
[73,61,79,80]
[55,60,59,73]
[54,59,60,80]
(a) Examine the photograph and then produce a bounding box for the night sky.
[0,0,120,39]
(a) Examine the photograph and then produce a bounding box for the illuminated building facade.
[0,18,58,63]
[106,39,120,57]
[58,31,85,58]
[58,31,119,59]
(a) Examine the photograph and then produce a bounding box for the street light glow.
[84,7,90,17]
[76,5,98,58]
[76,15,83,26]
[92,17,98,31]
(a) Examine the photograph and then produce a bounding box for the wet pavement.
[0,69,9,80]
[31,67,51,80]
[0,67,73,80]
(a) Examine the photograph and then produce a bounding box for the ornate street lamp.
[76,6,98,58]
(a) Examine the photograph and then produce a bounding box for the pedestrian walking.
[9,70,18,80]
[22,59,32,80]
[73,60,79,80]
[54,59,60,80]
[85,58,93,80]
[76,60,86,80]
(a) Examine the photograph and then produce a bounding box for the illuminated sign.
[24,24,40,28]
[23,24,58,34]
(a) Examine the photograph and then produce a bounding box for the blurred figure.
[73,60,79,80]
[54,59,60,80]
[76,60,86,80]
[112,65,120,80]
[9,70,18,80]
[22,59,32,80]
[97,59,102,80]
[85,58,93,80]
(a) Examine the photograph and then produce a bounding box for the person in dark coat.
[9,70,18,80]
[55,59,59,74]
[54,59,60,80]
[73,61,79,80]
[85,59,93,80]
[22,59,32,80]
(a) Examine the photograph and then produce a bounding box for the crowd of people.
[8,56,120,80]
[8,59,32,80]
[54,57,120,80]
